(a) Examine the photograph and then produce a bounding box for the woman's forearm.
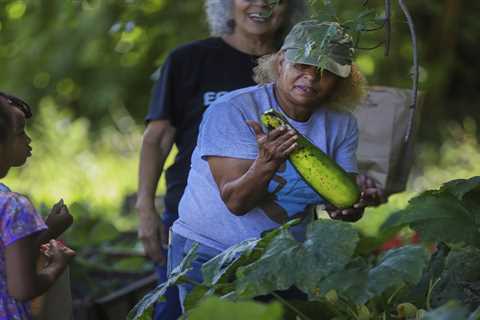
[136,120,175,211]
[220,158,279,215]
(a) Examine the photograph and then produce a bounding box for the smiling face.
[232,0,288,38]
[276,52,339,112]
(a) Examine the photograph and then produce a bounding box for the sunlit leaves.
[3,98,147,219]
[187,297,283,320]
[356,54,375,75]
[0,0,206,122]
[6,0,27,20]
[32,72,51,89]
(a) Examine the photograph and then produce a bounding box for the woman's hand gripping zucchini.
[261,109,360,209]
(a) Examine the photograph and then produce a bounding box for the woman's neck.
[222,31,276,57]
[273,84,313,122]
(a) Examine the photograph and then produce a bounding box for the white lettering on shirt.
[203,91,228,107]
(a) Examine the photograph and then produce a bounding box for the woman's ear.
[276,51,285,77]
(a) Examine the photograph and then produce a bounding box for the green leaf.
[235,228,300,298]
[430,247,480,309]
[440,176,480,201]
[295,220,359,297]
[201,239,260,286]
[127,243,199,320]
[235,220,359,298]
[381,181,480,247]
[187,297,283,320]
[467,306,480,320]
[367,245,428,299]
[315,258,370,304]
[184,285,210,311]
[382,192,471,228]
[348,8,383,32]
[202,220,298,287]
[321,0,337,18]
[423,301,470,320]
[113,257,148,272]
[413,216,480,247]
[382,177,480,230]
[406,242,450,308]
[89,221,119,244]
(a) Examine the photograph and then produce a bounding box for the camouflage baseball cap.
[281,20,355,78]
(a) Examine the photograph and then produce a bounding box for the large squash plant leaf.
[430,247,480,310]
[366,245,428,301]
[294,220,359,297]
[127,243,199,320]
[234,219,359,298]
[381,176,480,247]
[405,242,451,308]
[202,220,300,287]
[201,239,259,286]
[440,176,480,201]
[422,301,470,320]
[314,257,370,304]
[186,221,302,308]
[235,227,300,298]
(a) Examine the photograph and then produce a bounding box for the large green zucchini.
[261,109,360,208]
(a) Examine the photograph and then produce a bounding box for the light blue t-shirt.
[172,84,358,251]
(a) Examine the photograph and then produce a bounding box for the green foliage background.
[1,0,479,310]
[1,0,479,132]
[1,0,479,237]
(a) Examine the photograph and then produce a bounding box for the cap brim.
[284,49,351,78]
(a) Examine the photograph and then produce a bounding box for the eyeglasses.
[0,91,32,118]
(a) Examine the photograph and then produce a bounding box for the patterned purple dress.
[0,184,47,320]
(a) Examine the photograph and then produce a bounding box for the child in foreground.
[0,92,75,320]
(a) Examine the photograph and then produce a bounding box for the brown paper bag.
[354,86,423,195]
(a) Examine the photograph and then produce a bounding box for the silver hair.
[205,0,309,40]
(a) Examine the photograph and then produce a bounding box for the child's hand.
[40,239,76,267]
[45,199,74,238]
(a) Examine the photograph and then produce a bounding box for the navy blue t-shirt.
[146,37,259,215]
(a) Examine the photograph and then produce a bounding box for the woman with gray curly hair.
[137,1,309,319]
[205,0,308,45]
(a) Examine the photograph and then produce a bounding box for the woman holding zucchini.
[136,0,309,318]
[169,20,384,310]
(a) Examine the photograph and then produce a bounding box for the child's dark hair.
[0,102,12,144]
[0,92,32,144]
[0,92,32,118]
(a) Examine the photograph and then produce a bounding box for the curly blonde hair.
[253,52,367,112]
